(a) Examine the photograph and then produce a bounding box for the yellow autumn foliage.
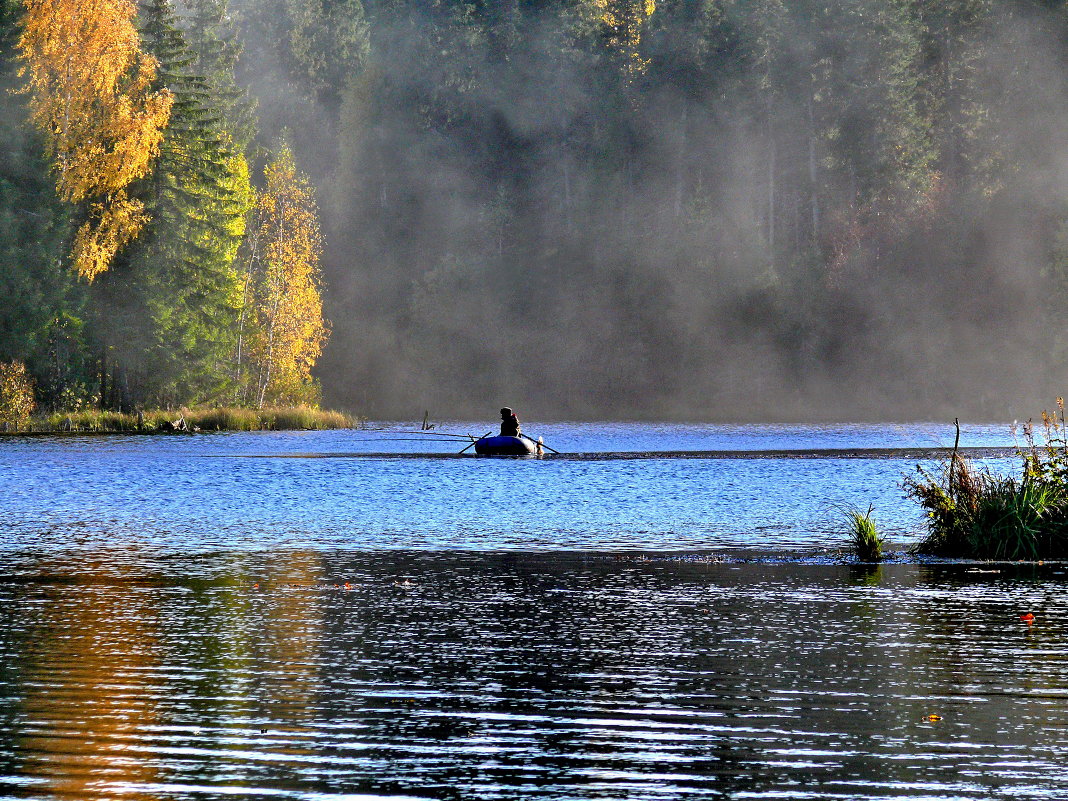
[243,145,328,408]
[591,0,655,78]
[0,361,36,425]
[70,191,150,282]
[18,0,173,279]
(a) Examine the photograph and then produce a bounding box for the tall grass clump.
[187,407,263,431]
[176,405,357,431]
[42,409,144,431]
[251,406,356,430]
[844,504,886,562]
[907,406,1068,560]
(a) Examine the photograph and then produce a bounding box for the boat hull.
[473,435,537,456]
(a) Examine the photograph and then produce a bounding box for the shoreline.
[0,405,360,435]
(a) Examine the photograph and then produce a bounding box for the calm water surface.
[3,422,1066,800]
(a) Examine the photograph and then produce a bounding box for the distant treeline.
[4,0,1068,419]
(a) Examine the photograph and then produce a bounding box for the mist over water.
[222,0,1068,421]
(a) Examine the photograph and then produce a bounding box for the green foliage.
[907,408,1068,560]
[844,504,886,562]
[0,1,88,410]
[182,0,257,148]
[88,0,253,409]
[0,360,35,424]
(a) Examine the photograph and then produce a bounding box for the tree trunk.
[98,353,108,410]
[767,130,777,272]
[807,95,820,245]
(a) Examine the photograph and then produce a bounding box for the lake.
[3,421,1068,800]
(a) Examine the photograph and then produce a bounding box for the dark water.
[4,423,1067,800]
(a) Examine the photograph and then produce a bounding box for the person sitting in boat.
[500,407,521,437]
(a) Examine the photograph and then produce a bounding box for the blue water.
[0,421,1017,553]
[6,421,1068,801]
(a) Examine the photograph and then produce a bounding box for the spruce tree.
[92,0,252,408]
[182,0,256,150]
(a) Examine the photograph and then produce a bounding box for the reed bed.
[15,405,358,433]
[907,403,1068,560]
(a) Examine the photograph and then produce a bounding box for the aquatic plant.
[844,504,886,562]
[907,405,1068,560]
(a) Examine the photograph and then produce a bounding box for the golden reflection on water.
[246,551,326,727]
[15,563,164,800]
[9,550,331,800]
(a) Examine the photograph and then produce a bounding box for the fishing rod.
[375,429,478,440]
[378,437,476,443]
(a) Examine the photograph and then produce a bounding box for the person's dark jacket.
[500,413,521,437]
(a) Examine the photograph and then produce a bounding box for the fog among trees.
[4,0,1068,420]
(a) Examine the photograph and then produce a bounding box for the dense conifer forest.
[3,0,1068,420]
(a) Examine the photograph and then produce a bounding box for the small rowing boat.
[474,435,539,456]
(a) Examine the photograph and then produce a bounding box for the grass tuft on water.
[844,504,886,562]
[907,404,1068,560]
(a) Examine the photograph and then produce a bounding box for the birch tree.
[17,0,173,280]
[241,144,327,408]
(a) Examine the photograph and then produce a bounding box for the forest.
[3,0,1068,421]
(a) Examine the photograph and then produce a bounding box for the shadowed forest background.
[4,0,1068,421]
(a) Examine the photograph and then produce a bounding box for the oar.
[459,431,493,454]
[522,433,559,454]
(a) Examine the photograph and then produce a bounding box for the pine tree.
[231,0,368,114]
[182,0,256,149]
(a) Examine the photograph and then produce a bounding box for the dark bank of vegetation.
[907,405,1068,560]
[5,0,1068,419]
[0,406,355,434]
[0,357,355,431]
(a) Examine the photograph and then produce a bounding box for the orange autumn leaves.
[17,0,173,280]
